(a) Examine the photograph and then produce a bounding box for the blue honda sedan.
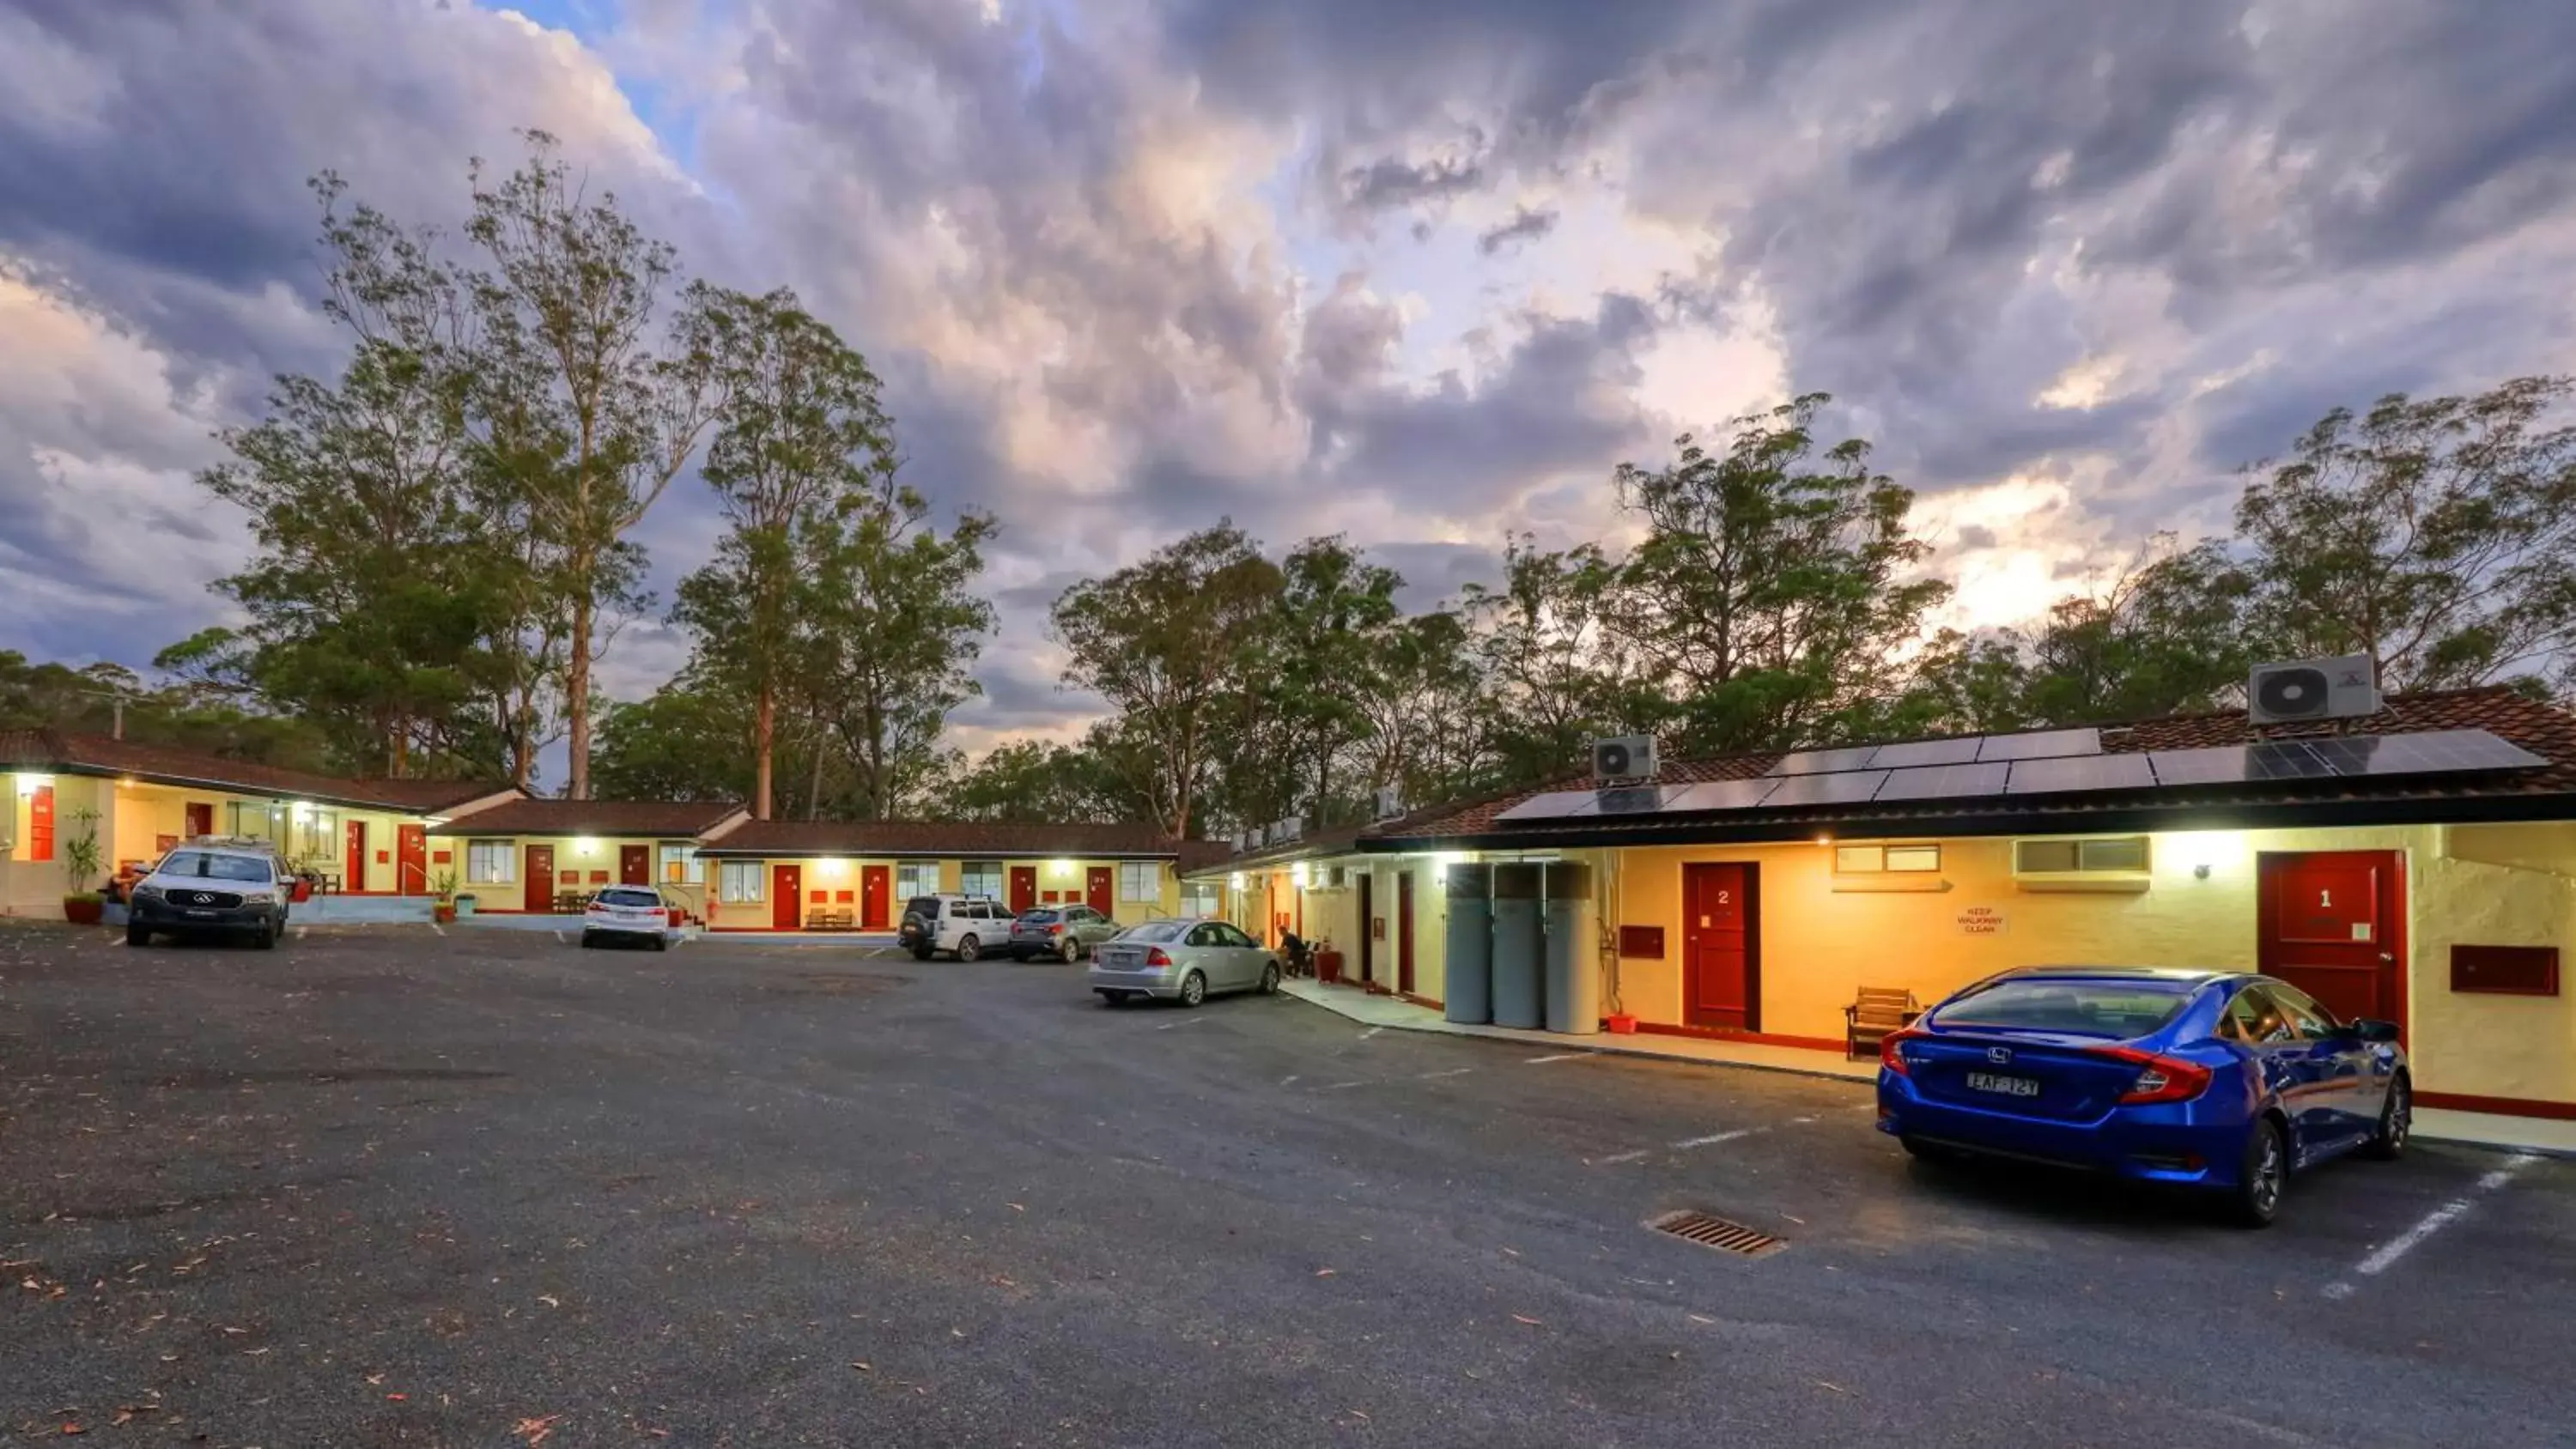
[1876,967,2409,1226]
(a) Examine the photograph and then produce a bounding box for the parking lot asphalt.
[3,921,2571,1447]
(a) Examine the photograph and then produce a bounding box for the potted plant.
[60,808,106,925]
[429,870,459,925]
[283,856,317,904]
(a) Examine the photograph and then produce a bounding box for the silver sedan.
[1088,918,1282,1007]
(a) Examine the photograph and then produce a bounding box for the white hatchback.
[580,886,673,950]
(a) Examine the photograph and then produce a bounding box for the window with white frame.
[659,843,700,884]
[1118,860,1159,903]
[719,860,765,902]
[225,800,285,845]
[465,840,515,884]
[896,861,940,897]
[960,860,1004,899]
[1181,881,1221,918]
[1835,843,1941,875]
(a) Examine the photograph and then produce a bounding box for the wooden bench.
[1845,986,1921,1059]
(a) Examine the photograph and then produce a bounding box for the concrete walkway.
[1280,979,2576,1155]
[1279,978,1876,1084]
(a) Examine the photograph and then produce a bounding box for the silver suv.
[129,840,289,949]
[898,894,1010,961]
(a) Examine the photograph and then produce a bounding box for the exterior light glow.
[1292,862,1312,888]
[574,836,602,854]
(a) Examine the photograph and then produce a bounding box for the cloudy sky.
[5,0,2573,768]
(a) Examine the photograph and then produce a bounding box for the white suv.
[580,886,673,950]
[898,894,1010,961]
[129,840,290,949]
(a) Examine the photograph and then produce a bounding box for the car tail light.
[2095,1046,2214,1104]
[1048,923,1065,935]
[1880,1027,1926,1076]
[1145,947,1173,967]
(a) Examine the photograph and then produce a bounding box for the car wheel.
[1899,1135,1957,1164]
[254,919,280,951]
[2362,1073,2410,1161]
[1060,937,1081,964]
[911,946,933,961]
[957,934,981,962]
[125,921,151,948]
[2231,1118,2287,1228]
[1258,961,1281,995]
[580,932,597,949]
[1178,970,1206,1008]
[1097,990,1131,1007]
[651,934,669,953]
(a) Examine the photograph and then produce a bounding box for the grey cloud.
[1341,152,1485,211]
[1477,206,1560,255]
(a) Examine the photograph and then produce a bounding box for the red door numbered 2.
[1682,863,1760,1031]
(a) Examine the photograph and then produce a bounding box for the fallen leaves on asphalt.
[513,1413,561,1444]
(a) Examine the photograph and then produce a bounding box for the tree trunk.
[807,732,827,820]
[567,575,595,799]
[753,681,775,821]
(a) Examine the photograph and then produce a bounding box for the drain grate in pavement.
[1648,1210,1786,1258]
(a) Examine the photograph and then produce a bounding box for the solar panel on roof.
[1761,769,1891,807]
[2145,746,2257,787]
[2247,741,2336,779]
[2003,753,2157,796]
[1871,761,2010,803]
[1770,745,1881,776]
[1976,728,2103,763]
[1492,790,1595,823]
[2338,728,2547,776]
[1867,737,1985,770]
[1571,785,1685,816]
[1663,779,1783,813]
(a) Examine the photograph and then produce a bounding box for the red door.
[185,802,215,839]
[772,865,802,930]
[2258,852,2405,1030]
[396,824,428,894]
[619,844,650,886]
[862,865,891,931]
[1397,870,1416,996]
[1009,865,1037,914]
[523,844,555,914]
[345,819,368,893]
[1086,865,1115,917]
[27,784,53,861]
[1684,863,1759,1031]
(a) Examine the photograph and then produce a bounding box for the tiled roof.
[428,797,749,837]
[697,819,1213,861]
[1370,687,2576,847]
[0,729,513,815]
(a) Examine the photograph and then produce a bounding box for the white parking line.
[2324,1153,2539,1298]
[1322,1080,1368,1091]
[1279,1075,1301,1087]
[1672,1128,1761,1150]
[553,931,567,944]
[1524,1052,1590,1064]
[1591,1149,1649,1166]
[1358,1027,1383,1040]
[1157,1017,1209,1031]
[1415,1068,1474,1080]
[428,922,445,937]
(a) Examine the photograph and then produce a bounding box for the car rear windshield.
[155,852,272,883]
[1120,920,1187,943]
[1018,909,1060,924]
[596,888,660,907]
[1934,977,2194,1039]
[904,897,941,919]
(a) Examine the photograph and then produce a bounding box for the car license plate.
[1966,1072,2038,1097]
[185,909,216,919]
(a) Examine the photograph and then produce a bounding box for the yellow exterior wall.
[1601,823,2576,1107]
[449,833,702,911]
[4,772,443,909]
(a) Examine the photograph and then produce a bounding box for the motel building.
[1,729,517,913]
[424,799,753,919]
[1194,685,2576,1124]
[688,821,1230,933]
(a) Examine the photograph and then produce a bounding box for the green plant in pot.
[430,869,459,924]
[59,807,106,925]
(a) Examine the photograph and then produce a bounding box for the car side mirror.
[2353,1019,2401,1044]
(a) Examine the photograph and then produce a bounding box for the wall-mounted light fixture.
[1291,862,1311,888]
[573,836,601,854]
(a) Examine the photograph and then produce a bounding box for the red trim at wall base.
[1400,993,1443,1012]
[1629,1021,1851,1056]
[2416,1090,2576,1122]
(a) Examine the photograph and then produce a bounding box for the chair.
[1846,986,1921,1059]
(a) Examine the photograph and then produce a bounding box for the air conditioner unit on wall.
[1593,735,1659,783]
[2247,654,2381,725]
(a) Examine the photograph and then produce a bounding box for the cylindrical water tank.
[1489,863,1545,1029]
[1542,861,1600,1034]
[1443,863,1492,1025]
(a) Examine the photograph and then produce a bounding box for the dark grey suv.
[127,844,289,948]
[1008,904,1122,961]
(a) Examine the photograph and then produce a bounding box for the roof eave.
[1364,790,2576,852]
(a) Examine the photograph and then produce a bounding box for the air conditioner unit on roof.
[1373,786,1404,821]
[1593,735,1659,783]
[2247,655,2381,725]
